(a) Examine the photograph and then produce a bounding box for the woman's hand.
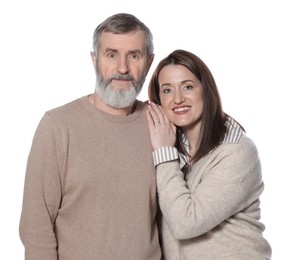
[146,102,176,150]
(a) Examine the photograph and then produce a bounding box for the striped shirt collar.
[179,116,244,169]
[223,116,244,144]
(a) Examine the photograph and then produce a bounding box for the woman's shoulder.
[217,133,259,160]
[222,115,258,154]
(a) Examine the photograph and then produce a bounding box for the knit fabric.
[157,119,272,260]
[19,96,162,260]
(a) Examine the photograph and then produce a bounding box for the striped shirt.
[152,116,244,167]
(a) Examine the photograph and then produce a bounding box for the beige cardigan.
[156,124,271,259]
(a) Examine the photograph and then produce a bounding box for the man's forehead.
[100,31,146,52]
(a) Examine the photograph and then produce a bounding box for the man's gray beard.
[95,71,146,109]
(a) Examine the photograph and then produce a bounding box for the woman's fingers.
[158,106,177,135]
[148,102,166,125]
[146,102,176,149]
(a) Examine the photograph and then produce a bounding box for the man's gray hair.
[92,13,154,59]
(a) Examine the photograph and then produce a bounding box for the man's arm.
[19,114,62,259]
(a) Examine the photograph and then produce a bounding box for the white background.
[0,0,289,259]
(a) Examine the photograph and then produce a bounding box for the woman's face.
[158,64,204,130]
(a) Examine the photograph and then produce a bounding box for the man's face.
[92,30,152,108]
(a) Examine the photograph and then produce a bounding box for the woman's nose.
[174,89,185,104]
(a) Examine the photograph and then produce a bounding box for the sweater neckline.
[81,95,144,123]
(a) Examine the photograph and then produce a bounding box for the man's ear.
[90,51,96,66]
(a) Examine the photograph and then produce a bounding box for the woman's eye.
[163,88,173,94]
[184,85,193,90]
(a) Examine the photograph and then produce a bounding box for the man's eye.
[129,53,140,61]
[108,52,116,59]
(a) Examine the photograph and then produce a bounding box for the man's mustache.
[110,73,134,81]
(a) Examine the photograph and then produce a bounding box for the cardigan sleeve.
[19,113,63,259]
[156,136,264,240]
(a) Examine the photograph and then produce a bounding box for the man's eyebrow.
[127,49,144,57]
[104,48,117,53]
[104,48,142,53]
[104,48,144,57]
[129,49,142,53]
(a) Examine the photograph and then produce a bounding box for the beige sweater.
[19,96,162,260]
[157,130,271,259]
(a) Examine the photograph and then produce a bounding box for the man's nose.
[117,56,130,74]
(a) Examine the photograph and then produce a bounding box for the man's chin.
[101,91,137,109]
[106,100,136,109]
[110,80,133,90]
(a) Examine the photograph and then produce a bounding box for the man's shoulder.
[41,96,88,127]
[46,97,84,116]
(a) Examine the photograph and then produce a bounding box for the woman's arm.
[156,137,263,239]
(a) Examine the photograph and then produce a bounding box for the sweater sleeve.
[156,136,264,240]
[19,113,62,259]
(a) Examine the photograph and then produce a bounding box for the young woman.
[146,49,271,260]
